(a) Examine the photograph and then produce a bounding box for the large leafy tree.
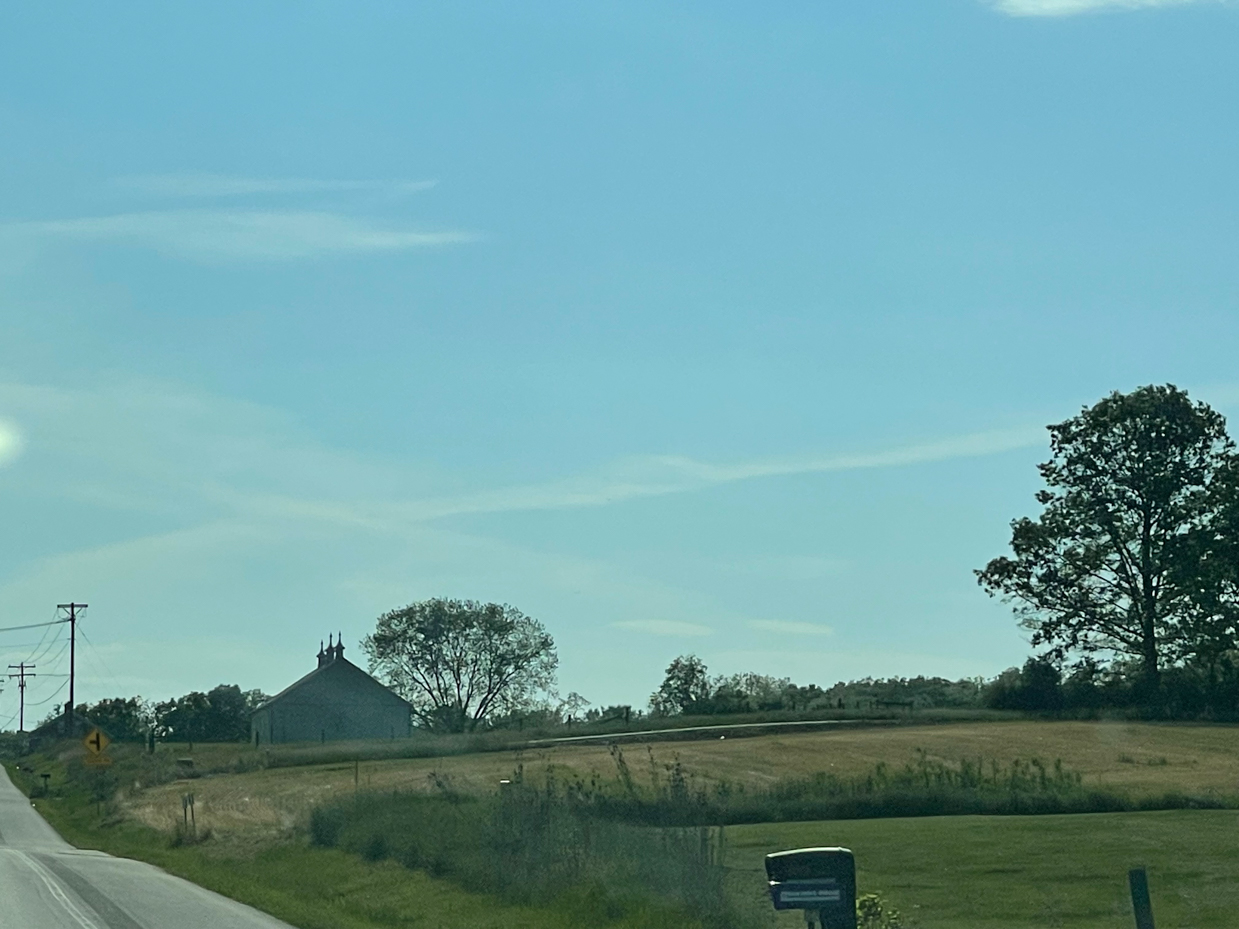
[363,598,557,732]
[84,697,152,741]
[649,654,711,716]
[977,385,1235,691]
[153,684,267,743]
[1176,456,1239,678]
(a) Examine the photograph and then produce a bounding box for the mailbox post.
[765,847,856,929]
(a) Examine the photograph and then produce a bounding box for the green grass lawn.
[728,809,1239,928]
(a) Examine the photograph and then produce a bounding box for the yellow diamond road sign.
[84,728,110,755]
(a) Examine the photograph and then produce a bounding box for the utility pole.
[7,662,35,731]
[57,603,87,733]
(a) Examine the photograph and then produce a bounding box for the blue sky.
[2,0,1238,719]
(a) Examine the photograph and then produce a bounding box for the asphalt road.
[0,765,294,929]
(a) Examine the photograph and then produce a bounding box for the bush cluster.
[981,656,1239,717]
[648,651,1239,724]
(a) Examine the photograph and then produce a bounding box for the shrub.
[308,805,347,847]
[857,893,904,928]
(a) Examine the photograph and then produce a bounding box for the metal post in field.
[1129,867,1155,929]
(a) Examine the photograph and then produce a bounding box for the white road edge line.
[15,850,103,929]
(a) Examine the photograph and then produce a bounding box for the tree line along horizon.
[22,382,1239,741]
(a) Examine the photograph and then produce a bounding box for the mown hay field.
[123,719,1239,842]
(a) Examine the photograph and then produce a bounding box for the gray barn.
[251,637,411,744]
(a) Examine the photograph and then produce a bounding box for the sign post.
[1129,868,1155,929]
[182,792,196,837]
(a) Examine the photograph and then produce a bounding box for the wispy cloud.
[747,620,834,636]
[114,173,437,199]
[12,210,476,262]
[0,419,22,466]
[613,619,714,637]
[0,379,1031,700]
[0,381,1046,530]
[394,425,1046,521]
[992,0,1215,15]
[178,424,1045,531]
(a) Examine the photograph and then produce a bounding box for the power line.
[34,638,70,674]
[26,678,67,707]
[19,604,67,664]
[78,626,123,695]
[22,615,62,665]
[0,619,67,635]
[7,638,71,725]
[0,640,56,651]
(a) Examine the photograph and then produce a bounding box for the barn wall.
[251,708,272,746]
[251,661,411,744]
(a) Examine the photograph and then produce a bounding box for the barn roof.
[253,654,410,715]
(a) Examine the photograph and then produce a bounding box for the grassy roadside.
[11,719,1239,929]
[20,751,1238,929]
[3,755,711,929]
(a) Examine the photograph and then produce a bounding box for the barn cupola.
[317,639,327,667]
[334,632,345,661]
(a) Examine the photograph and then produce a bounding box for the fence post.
[1129,868,1155,929]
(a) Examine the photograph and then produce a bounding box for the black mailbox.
[765,847,856,929]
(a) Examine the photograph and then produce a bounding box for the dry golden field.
[123,719,1239,843]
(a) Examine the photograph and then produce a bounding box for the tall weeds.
[307,748,1229,927]
[578,747,1227,826]
[310,771,750,929]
